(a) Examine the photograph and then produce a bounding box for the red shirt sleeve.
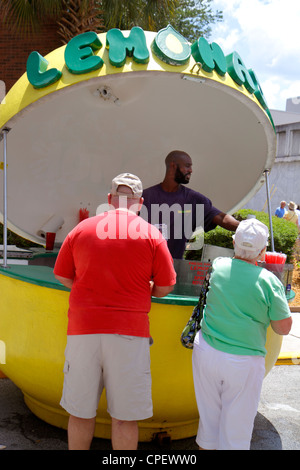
[152,239,176,287]
[54,234,76,280]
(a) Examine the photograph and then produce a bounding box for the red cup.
[265,252,287,264]
[46,232,56,251]
[278,253,287,264]
[265,252,276,263]
[269,253,276,263]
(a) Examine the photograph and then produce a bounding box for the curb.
[290,306,300,312]
[276,353,300,365]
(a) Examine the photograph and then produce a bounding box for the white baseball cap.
[233,219,269,252]
[111,173,143,198]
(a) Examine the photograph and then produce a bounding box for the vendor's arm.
[213,212,239,231]
[55,274,73,289]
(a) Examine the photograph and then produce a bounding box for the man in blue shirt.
[275,200,287,218]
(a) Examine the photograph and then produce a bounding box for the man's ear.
[138,197,144,212]
[170,161,177,172]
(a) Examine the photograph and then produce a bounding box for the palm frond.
[0,0,62,35]
[57,0,105,44]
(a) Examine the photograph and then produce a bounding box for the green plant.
[0,224,40,249]
[185,209,299,263]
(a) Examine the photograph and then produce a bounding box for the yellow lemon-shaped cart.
[0,28,280,441]
[0,263,283,441]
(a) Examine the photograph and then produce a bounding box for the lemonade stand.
[0,27,280,441]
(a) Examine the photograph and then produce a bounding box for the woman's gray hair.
[234,245,263,260]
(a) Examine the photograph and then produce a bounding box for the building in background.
[244,97,300,215]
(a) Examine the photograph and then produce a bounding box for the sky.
[209,0,300,111]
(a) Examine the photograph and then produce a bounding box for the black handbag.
[180,267,212,349]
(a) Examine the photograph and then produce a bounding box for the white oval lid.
[0,30,276,245]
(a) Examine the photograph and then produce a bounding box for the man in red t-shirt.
[54,173,176,450]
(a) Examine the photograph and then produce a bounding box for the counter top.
[0,265,68,291]
[0,264,199,304]
[0,264,294,305]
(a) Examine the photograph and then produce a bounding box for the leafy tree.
[57,0,105,43]
[166,0,223,42]
[109,0,223,42]
[101,0,177,31]
[0,0,223,43]
[0,0,64,36]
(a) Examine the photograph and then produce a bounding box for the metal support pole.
[2,128,9,268]
[264,169,275,252]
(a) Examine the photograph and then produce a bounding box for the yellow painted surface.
[0,273,282,441]
[0,32,266,131]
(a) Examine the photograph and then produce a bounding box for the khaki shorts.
[60,334,153,421]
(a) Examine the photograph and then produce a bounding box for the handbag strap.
[197,266,212,305]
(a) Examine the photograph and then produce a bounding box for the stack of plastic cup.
[278,253,287,264]
[265,252,286,264]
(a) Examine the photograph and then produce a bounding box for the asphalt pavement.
[0,311,299,452]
